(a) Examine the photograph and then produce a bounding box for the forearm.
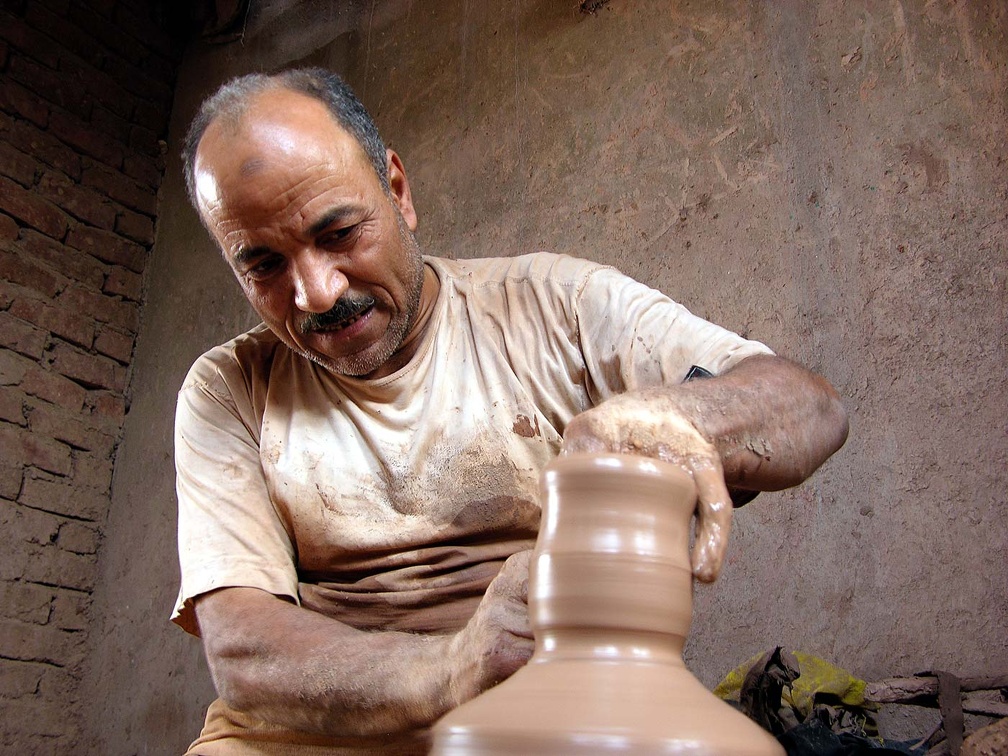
[196,587,455,737]
[682,354,849,490]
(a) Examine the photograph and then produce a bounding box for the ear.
[386,149,417,231]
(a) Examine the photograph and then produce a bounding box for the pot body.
[431,453,784,756]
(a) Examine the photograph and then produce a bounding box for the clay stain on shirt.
[513,414,541,438]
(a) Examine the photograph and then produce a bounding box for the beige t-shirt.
[172,252,772,753]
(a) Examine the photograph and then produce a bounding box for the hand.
[560,389,732,583]
[447,550,534,705]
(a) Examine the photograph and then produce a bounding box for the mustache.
[299,295,377,335]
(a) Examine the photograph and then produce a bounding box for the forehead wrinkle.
[240,158,266,177]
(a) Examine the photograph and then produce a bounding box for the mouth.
[300,296,377,336]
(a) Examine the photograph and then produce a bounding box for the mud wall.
[82,1,1007,753]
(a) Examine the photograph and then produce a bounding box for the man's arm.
[194,550,533,737]
[561,354,849,581]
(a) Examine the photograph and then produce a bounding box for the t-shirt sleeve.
[574,265,774,402]
[171,365,298,637]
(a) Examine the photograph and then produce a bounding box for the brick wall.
[0,0,180,750]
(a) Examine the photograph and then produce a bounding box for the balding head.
[182,68,389,214]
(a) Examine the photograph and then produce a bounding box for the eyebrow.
[307,205,359,237]
[232,245,273,268]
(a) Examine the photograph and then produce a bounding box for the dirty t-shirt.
[172,252,773,754]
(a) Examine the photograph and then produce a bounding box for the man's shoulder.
[428,252,612,291]
[180,323,285,397]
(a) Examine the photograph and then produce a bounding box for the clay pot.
[431,453,784,755]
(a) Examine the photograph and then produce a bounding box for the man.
[172,68,848,754]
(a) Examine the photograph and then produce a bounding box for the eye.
[318,223,360,249]
[246,254,285,280]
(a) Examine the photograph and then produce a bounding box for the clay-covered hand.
[447,549,534,706]
[560,389,731,583]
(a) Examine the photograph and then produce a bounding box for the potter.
[171,67,848,754]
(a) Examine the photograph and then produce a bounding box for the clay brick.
[0,141,38,186]
[86,0,116,17]
[0,659,45,697]
[0,581,53,625]
[9,296,96,349]
[122,152,162,189]
[129,123,161,157]
[86,389,124,425]
[1,697,73,739]
[0,310,47,359]
[16,229,106,289]
[0,461,22,500]
[21,537,99,592]
[92,325,133,364]
[47,108,123,170]
[47,340,126,391]
[0,10,60,68]
[0,386,28,425]
[70,449,112,490]
[50,589,89,631]
[57,283,139,331]
[0,175,69,240]
[142,49,178,85]
[0,247,68,298]
[18,474,108,522]
[0,76,49,126]
[27,401,115,456]
[4,497,61,546]
[114,2,176,60]
[0,423,73,476]
[0,615,87,666]
[133,97,170,134]
[114,207,154,246]
[82,163,158,217]
[103,54,174,108]
[60,52,133,121]
[37,169,117,230]
[90,103,131,143]
[102,264,143,301]
[3,116,80,179]
[0,280,15,309]
[23,2,105,68]
[68,0,146,65]
[8,54,91,119]
[9,298,91,354]
[66,224,144,272]
[56,520,98,554]
[0,212,18,242]
[22,364,88,411]
[0,346,34,386]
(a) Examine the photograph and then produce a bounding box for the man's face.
[192,88,432,379]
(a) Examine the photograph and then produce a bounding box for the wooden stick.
[962,696,1008,718]
[865,675,1008,703]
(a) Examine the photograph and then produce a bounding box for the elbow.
[823,391,850,457]
[204,642,261,714]
[821,383,850,457]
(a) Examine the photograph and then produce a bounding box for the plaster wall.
[82,1,1007,753]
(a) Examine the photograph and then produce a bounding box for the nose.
[291,251,348,313]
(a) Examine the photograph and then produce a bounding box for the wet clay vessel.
[431,453,784,755]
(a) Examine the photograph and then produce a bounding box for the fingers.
[559,412,607,456]
[690,460,733,583]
